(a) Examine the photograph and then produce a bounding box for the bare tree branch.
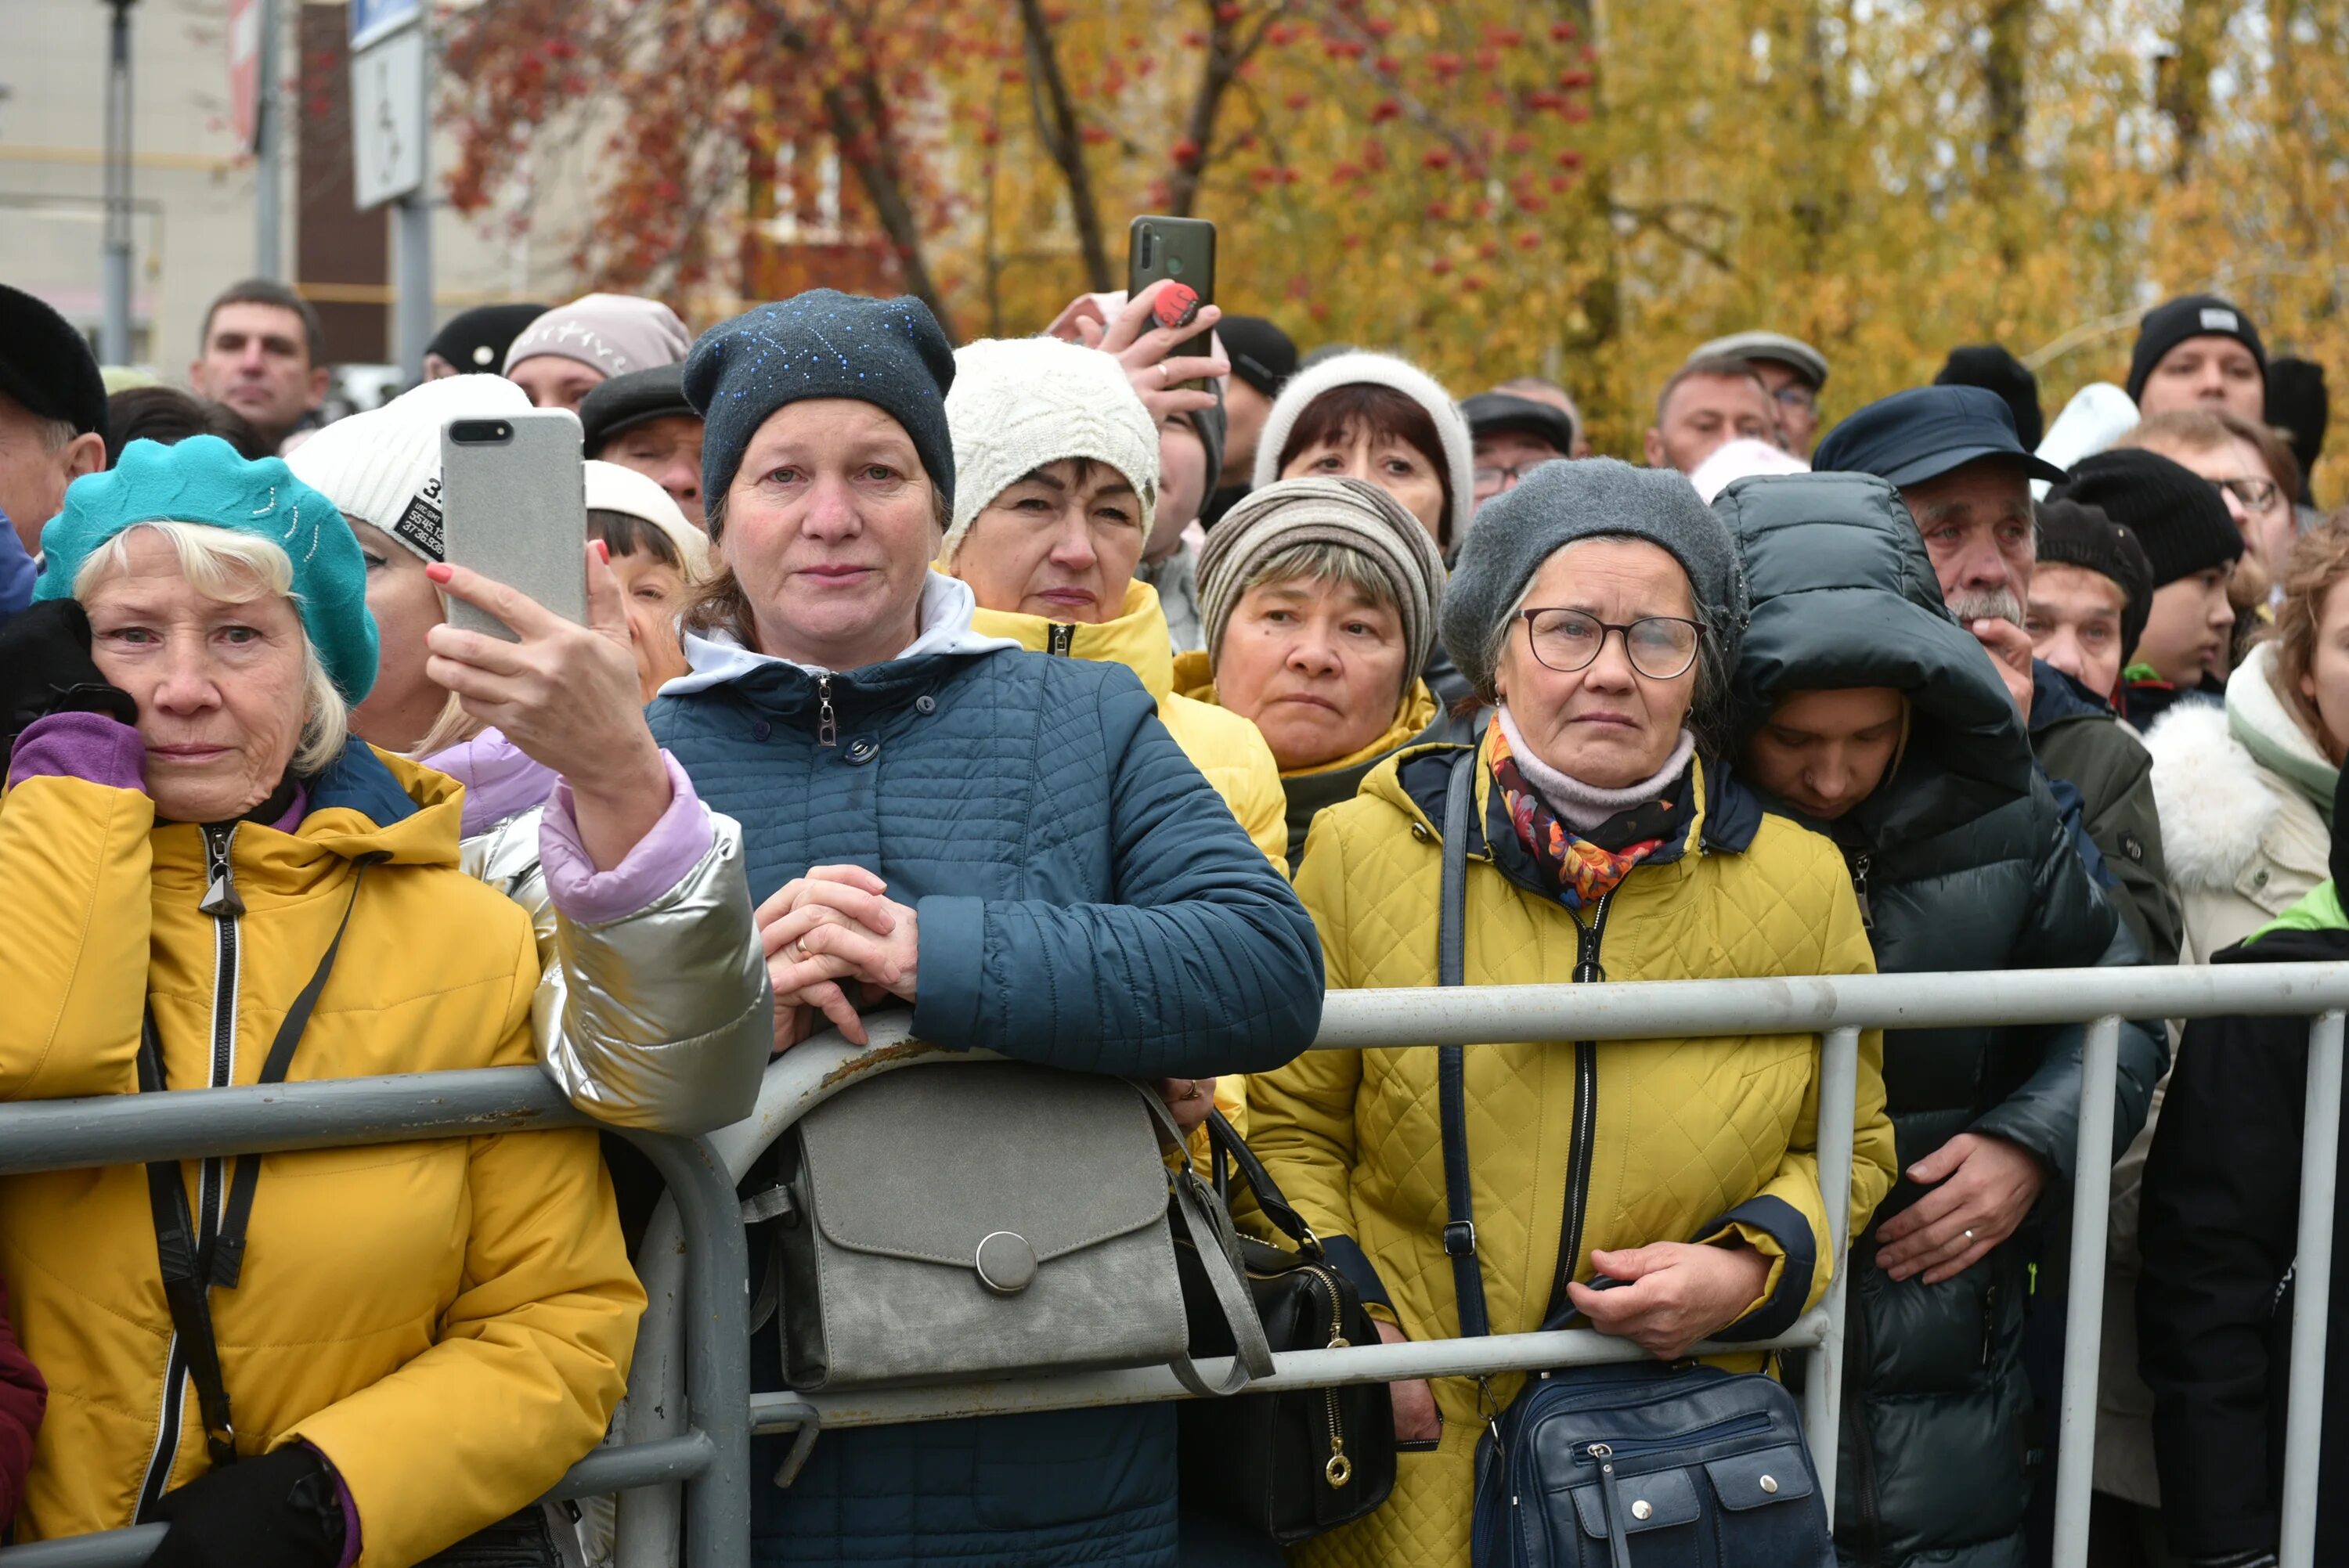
[1015,0,1113,289]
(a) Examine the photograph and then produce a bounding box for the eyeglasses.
[2213,476,2284,514]
[1521,607,1701,679]
[1770,384,1817,413]
[1474,460,1557,494]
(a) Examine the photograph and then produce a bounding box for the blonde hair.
[2270,510,2349,742]
[72,520,352,777]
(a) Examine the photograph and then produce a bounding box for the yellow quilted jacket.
[972,579,1289,869]
[0,744,644,1566]
[1248,737,1898,1568]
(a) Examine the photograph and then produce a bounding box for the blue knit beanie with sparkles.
[36,434,379,701]
[684,290,958,535]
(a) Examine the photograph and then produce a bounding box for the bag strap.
[1134,1087,1276,1397]
[1201,1110,1322,1258]
[136,853,378,1471]
[1436,756,1493,1340]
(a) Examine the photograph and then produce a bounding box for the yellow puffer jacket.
[1249,738,1898,1568]
[972,579,1288,868]
[0,743,644,1566]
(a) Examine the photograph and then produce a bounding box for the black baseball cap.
[1812,384,2066,488]
[1218,314,1297,398]
[1461,391,1576,457]
[0,284,107,443]
[579,363,698,456]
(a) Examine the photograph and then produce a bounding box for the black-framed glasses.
[1521,607,1701,679]
[2214,476,2284,514]
[1474,460,1555,494]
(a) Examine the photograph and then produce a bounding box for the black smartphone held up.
[439,410,588,640]
[1126,214,1218,391]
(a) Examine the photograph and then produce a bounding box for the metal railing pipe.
[1309,964,2349,1051]
[2051,1017,2123,1567]
[1800,1025,1862,1518]
[2280,1009,2344,1568]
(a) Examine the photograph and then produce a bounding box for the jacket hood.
[1714,471,2037,848]
[969,579,1175,700]
[299,743,446,863]
[2227,640,2337,824]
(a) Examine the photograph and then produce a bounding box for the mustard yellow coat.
[1249,737,1898,1568]
[972,579,1288,869]
[0,744,644,1566]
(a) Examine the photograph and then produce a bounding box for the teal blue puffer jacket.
[1716,472,2166,1568]
[649,636,1323,1568]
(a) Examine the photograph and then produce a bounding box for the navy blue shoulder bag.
[1434,757,1835,1568]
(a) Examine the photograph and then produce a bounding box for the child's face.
[610,546,691,702]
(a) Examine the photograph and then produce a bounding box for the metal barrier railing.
[2,962,2342,1567]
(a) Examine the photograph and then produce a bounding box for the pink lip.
[1272,692,1340,714]
[1035,589,1095,609]
[799,564,873,582]
[1572,712,1639,728]
[151,744,230,763]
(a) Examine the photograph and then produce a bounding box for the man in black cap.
[1202,313,1297,528]
[2128,293,2266,424]
[2026,498,2154,708]
[1462,388,1575,515]
[1936,344,2044,450]
[579,363,705,528]
[1815,384,2182,962]
[2051,449,2245,730]
[0,285,110,573]
[422,301,550,381]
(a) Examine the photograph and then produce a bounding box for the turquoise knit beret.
[35,434,380,702]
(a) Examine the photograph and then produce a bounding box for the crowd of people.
[0,261,2340,1568]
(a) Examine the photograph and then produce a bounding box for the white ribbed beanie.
[585,459,711,581]
[286,374,532,561]
[1250,350,1474,550]
[940,336,1159,562]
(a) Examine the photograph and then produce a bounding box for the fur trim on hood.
[2144,699,2271,894]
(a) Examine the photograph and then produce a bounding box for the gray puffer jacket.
[1716,473,2167,1568]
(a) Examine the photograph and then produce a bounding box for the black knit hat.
[579,363,697,456]
[684,290,958,535]
[2126,294,2267,406]
[2049,449,2241,588]
[1936,344,2044,450]
[1217,315,1297,398]
[424,302,549,376]
[2034,498,2156,663]
[0,283,107,445]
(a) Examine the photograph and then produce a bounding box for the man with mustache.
[1814,386,2182,963]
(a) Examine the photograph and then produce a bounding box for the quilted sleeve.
[1702,857,1893,1340]
[1243,809,1392,1317]
[912,672,1323,1080]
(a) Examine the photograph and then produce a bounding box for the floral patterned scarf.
[1485,713,1690,910]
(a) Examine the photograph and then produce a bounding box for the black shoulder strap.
[138,853,378,1472]
[1436,756,1492,1339]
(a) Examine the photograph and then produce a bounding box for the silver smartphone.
[438,409,589,640]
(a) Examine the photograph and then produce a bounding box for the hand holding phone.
[1126,215,1218,392]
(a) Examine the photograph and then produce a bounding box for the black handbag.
[1175,1111,1396,1545]
[1431,758,1835,1568]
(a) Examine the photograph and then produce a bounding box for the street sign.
[348,0,420,52]
[350,24,426,210]
[227,0,261,149]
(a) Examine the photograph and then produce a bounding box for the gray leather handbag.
[770,1058,1273,1396]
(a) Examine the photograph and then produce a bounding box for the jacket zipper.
[1310,1265,1354,1487]
[1547,891,1612,1318]
[140,824,244,1512]
[816,672,838,747]
[1847,850,1875,929]
[1047,623,1076,656]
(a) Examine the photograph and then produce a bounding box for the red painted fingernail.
[593,539,610,564]
[425,562,453,583]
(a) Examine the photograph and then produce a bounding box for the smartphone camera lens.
[1167,256,1184,276]
[449,420,513,445]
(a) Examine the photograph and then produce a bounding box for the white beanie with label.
[940,336,1160,562]
[286,374,532,562]
[1250,349,1474,550]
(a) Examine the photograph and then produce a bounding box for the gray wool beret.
[1440,457,1748,701]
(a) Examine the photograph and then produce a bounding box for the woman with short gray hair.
[1246,457,1899,1568]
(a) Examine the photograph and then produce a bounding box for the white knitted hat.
[585,458,711,581]
[1250,350,1474,550]
[940,336,1159,561]
[286,374,532,561]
